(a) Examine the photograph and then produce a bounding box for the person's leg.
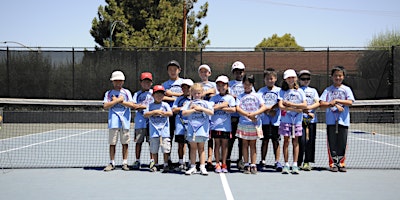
[327,125,338,169]
[337,125,348,171]
[249,140,257,165]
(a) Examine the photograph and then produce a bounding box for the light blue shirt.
[144,102,172,138]
[172,96,191,135]
[300,86,319,123]
[229,80,255,117]
[278,89,307,125]
[209,94,236,132]
[201,81,217,100]
[132,89,154,129]
[257,86,281,126]
[103,88,133,129]
[163,78,183,107]
[320,84,355,126]
[235,92,265,126]
[181,99,214,138]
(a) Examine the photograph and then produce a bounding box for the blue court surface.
[0,168,399,200]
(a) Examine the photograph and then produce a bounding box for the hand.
[308,112,315,119]
[336,104,344,112]
[283,101,292,107]
[247,113,257,122]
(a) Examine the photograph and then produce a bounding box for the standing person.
[182,83,214,176]
[162,60,184,165]
[297,70,320,171]
[144,85,173,173]
[197,64,217,171]
[172,78,194,172]
[319,66,355,172]
[257,68,283,172]
[103,71,134,171]
[209,75,236,173]
[131,72,154,170]
[236,74,267,174]
[278,69,307,175]
[227,61,247,170]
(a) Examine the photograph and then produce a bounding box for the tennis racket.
[230,82,244,97]
[327,89,343,135]
[289,112,299,139]
[188,99,209,142]
[331,107,339,134]
[149,105,169,144]
[262,90,279,137]
[238,93,262,137]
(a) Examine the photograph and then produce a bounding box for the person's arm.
[213,101,229,110]
[203,88,216,98]
[193,104,214,115]
[248,104,268,121]
[103,95,123,109]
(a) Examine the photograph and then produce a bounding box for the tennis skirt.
[235,123,263,140]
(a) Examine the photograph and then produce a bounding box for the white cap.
[198,64,211,73]
[298,70,311,77]
[231,61,245,72]
[110,71,125,81]
[283,69,297,79]
[181,79,194,87]
[215,75,229,84]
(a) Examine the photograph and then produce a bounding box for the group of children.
[103,60,355,175]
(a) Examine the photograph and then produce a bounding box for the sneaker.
[302,163,311,171]
[149,160,155,169]
[174,164,185,172]
[250,166,257,174]
[149,165,158,172]
[243,166,251,174]
[132,161,141,170]
[122,164,130,171]
[185,166,197,175]
[282,166,290,174]
[330,165,339,172]
[200,167,209,176]
[162,165,170,173]
[259,160,266,167]
[291,166,300,174]
[339,166,347,172]
[103,163,115,172]
[221,164,228,173]
[215,163,222,173]
[275,162,283,172]
[237,159,245,170]
[206,162,214,171]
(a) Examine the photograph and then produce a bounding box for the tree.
[90,0,209,50]
[367,29,400,50]
[255,33,304,51]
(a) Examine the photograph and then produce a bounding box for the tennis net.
[0,98,399,169]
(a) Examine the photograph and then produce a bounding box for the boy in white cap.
[103,70,134,171]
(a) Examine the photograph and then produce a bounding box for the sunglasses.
[300,77,311,81]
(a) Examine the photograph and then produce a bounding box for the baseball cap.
[283,69,297,79]
[298,70,311,77]
[198,64,211,73]
[181,79,194,87]
[153,85,165,93]
[110,71,125,81]
[166,60,181,69]
[231,61,245,72]
[215,75,229,84]
[140,72,153,81]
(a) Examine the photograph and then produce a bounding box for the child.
[236,74,267,174]
[257,68,283,172]
[209,75,236,173]
[278,69,307,175]
[162,60,183,164]
[319,66,355,172]
[131,72,154,170]
[172,78,194,172]
[182,83,214,176]
[144,85,173,173]
[103,70,134,171]
[198,64,217,171]
[297,70,320,171]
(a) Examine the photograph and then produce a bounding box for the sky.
[1,0,399,49]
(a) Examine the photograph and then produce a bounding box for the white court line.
[219,173,234,200]
[0,130,96,154]
[349,136,400,148]
[0,129,103,142]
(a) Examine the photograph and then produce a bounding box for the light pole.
[109,20,123,50]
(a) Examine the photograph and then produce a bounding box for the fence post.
[326,46,330,86]
[72,48,75,99]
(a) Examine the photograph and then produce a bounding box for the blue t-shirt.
[181,99,214,138]
[103,88,133,130]
[162,78,183,107]
[172,96,191,135]
[257,86,281,126]
[144,102,172,138]
[300,86,319,123]
[235,92,265,126]
[132,89,154,129]
[320,84,355,126]
[278,89,307,125]
[200,81,217,100]
[229,80,255,117]
[209,94,236,132]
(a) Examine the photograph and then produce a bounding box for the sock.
[200,164,206,169]
[179,159,183,165]
[292,162,298,167]
[150,159,154,163]
[191,164,196,168]
[261,160,266,165]
[111,160,115,166]
[285,162,290,167]
[136,159,140,163]
[122,159,128,165]
[244,163,250,167]
[250,163,256,167]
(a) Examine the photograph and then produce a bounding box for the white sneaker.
[185,166,197,175]
[200,167,209,176]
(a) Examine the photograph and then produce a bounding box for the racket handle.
[335,121,339,134]
[292,124,295,139]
